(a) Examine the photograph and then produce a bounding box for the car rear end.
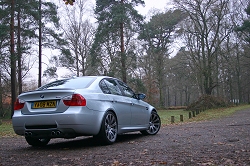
[12,77,106,139]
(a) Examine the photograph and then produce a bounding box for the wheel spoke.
[151,114,160,123]
[148,112,161,134]
[104,113,117,142]
[109,122,117,128]
[153,122,160,127]
[149,126,156,132]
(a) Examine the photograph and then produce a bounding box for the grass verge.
[0,120,16,137]
[1,105,250,137]
[158,104,250,126]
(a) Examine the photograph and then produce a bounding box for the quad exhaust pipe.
[25,132,33,136]
[51,130,61,136]
[25,131,62,137]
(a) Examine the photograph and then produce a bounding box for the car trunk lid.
[18,89,75,115]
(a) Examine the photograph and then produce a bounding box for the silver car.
[12,76,161,146]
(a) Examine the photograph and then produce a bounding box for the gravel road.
[1,109,250,166]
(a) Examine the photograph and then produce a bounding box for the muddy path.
[1,109,250,166]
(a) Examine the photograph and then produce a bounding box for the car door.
[130,98,149,126]
[100,79,132,127]
[116,80,148,126]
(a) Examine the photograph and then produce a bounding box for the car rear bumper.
[12,107,105,138]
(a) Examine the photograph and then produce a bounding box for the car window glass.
[117,80,135,98]
[99,79,111,94]
[104,79,122,95]
[37,77,96,90]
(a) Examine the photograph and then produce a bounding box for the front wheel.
[141,111,161,135]
[96,111,118,145]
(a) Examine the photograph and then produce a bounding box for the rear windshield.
[37,77,96,90]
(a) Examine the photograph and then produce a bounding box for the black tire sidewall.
[141,112,161,135]
[98,111,118,145]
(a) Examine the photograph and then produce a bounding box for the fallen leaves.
[140,149,148,155]
[213,142,225,145]
[111,160,119,166]
[63,0,75,5]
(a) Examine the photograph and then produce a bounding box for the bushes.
[0,104,11,119]
[186,95,229,111]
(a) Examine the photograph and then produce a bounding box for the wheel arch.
[95,108,118,145]
[105,109,118,120]
[151,108,158,114]
[96,108,118,133]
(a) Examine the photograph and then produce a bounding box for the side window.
[117,80,135,98]
[103,79,123,95]
[99,79,111,94]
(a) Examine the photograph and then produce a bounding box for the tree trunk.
[0,72,3,117]
[38,0,42,87]
[120,0,126,83]
[120,23,126,83]
[236,50,242,103]
[17,3,22,94]
[10,0,16,117]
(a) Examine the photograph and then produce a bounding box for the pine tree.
[91,0,144,82]
[236,4,250,43]
[138,9,185,107]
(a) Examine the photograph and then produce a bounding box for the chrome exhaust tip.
[56,131,61,135]
[25,132,32,136]
[51,131,56,136]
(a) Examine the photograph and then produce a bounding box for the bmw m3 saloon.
[12,76,161,146]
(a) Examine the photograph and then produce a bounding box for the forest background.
[0,0,249,118]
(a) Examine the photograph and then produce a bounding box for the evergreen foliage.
[0,0,67,117]
[138,9,186,107]
[235,3,250,43]
[91,0,144,81]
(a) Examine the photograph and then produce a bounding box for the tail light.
[14,98,25,110]
[63,94,86,106]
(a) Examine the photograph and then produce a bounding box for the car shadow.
[27,132,145,150]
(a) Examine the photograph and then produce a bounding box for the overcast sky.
[87,0,170,16]
[136,0,170,15]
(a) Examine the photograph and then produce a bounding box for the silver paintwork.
[12,76,160,143]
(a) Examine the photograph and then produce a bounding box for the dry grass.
[158,104,250,125]
[0,120,16,137]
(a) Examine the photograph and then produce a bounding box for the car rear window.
[37,77,96,90]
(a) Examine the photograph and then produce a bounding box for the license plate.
[32,101,57,109]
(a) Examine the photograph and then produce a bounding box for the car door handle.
[131,103,134,106]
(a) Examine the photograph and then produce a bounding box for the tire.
[141,111,161,135]
[25,137,50,147]
[96,111,118,145]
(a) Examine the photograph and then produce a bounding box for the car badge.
[40,95,44,98]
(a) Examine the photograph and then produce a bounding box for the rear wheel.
[25,137,50,147]
[141,111,161,135]
[96,111,118,145]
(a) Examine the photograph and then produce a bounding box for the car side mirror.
[137,93,146,100]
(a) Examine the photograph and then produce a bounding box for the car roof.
[36,76,122,91]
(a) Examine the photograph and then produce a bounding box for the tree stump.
[180,115,183,122]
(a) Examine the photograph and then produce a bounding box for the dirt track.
[1,109,250,166]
